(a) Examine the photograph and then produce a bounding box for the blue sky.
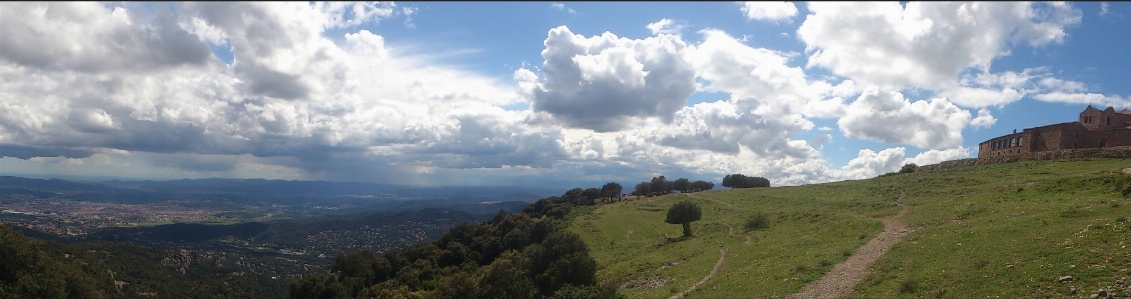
[0,2,1128,188]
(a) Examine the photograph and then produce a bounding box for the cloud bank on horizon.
[1,2,1128,187]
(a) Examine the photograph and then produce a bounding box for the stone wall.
[919,146,1131,172]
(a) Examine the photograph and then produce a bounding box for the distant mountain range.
[0,175,553,206]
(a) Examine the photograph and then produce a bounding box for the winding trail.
[668,247,727,299]
[784,191,914,299]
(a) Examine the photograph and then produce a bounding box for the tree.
[721,174,743,189]
[722,174,769,188]
[665,201,702,237]
[581,188,601,205]
[690,180,714,192]
[600,182,622,199]
[672,178,690,193]
[650,176,671,194]
[899,163,918,174]
[747,176,770,188]
[477,250,536,299]
[632,182,651,196]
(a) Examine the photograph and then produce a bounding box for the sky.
[1,2,1129,188]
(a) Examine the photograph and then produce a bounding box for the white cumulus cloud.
[740,2,798,23]
[797,2,1082,90]
[838,88,972,149]
[523,26,697,132]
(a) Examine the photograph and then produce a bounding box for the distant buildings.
[979,106,1131,158]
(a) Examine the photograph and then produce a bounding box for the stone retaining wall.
[918,146,1131,172]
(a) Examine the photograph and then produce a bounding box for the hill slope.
[568,158,1131,298]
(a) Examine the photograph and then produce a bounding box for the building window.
[1019,136,1023,146]
[1011,138,1017,147]
[1109,118,1112,125]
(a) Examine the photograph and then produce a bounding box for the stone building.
[978,106,1131,158]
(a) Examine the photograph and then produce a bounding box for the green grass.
[567,158,1131,298]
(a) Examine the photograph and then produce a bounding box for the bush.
[899,278,918,294]
[744,213,770,230]
[899,163,917,174]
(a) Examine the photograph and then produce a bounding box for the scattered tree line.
[721,174,771,189]
[631,176,715,196]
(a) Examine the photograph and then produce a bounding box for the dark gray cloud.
[0,144,95,160]
[238,63,311,100]
[0,2,212,73]
[184,3,310,100]
[143,154,239,172]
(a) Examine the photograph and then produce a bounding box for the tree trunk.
[682,223,692,237]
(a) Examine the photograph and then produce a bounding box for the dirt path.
[669,247,727,299]
[784,192,913,299]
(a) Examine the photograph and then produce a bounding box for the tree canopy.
[632,176,712,196]
[721,174,771,189]
[665,201,702,237]
[899,163,918,174]
[292,185,621,299]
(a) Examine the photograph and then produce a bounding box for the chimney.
[1013,129,1017,134]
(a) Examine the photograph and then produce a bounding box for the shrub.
[745,212,770,230]
[899,163,917,174]
[819,259,832,267]
[899,278,918,294]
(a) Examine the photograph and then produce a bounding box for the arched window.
[1011,138,1017,147]
[1018,136,1023,146]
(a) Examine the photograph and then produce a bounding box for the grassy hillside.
[568,158,1131,298]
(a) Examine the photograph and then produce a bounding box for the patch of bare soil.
[620,276,671,290]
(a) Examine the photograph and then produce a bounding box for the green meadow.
[567,158,1131,298]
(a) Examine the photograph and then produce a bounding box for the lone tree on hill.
[665,200,702,237]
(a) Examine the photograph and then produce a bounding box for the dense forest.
[0,224,287,299]
[289,185,629,299]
